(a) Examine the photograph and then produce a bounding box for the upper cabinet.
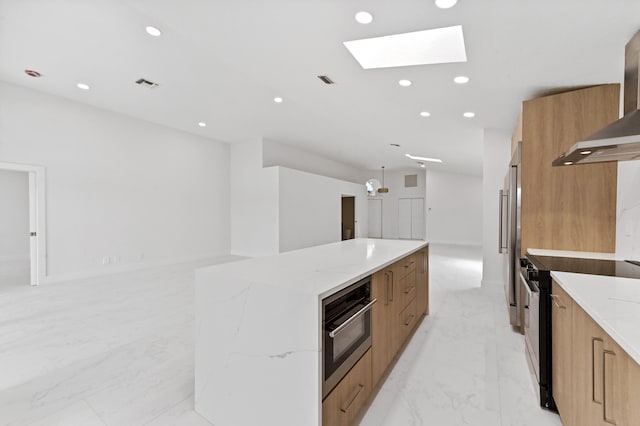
[518,84,620,256]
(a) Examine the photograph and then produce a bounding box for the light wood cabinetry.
[552,279,640,426]
[350,247,429,423]
[322,350,372,426]
[518,84,619,257]
[371,267,393,388]
[416,247,429,316]
[551,280,575,425]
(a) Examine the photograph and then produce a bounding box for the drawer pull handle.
[603,350,616,425]
[404,314,415,326]
[340,384,364,413]
[550,294,566,310]
[389,271,394,302]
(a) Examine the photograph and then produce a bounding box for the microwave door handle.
[328,299,377,338]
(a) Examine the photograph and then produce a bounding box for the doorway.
[0,162,46,286]
[341,196,355,240]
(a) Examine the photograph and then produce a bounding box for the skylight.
[343,25,467,69]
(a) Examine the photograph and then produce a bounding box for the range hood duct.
[553,30,640,166]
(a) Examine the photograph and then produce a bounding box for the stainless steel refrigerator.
[499,142,522,329]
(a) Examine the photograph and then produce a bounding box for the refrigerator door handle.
[498,190,509,254]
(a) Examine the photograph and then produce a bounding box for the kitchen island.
[194,238,428,426]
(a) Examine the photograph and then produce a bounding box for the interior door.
[367,199,382,238]
[28,172,37,285]
[398,199,411,239]
[410,198,424,239]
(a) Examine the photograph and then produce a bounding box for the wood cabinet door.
[572,302,607,426]
[416,247,429,317]
[322,350,372,426]
[604,335,640,426]
[371,269,392,388]
[551,280,574,425]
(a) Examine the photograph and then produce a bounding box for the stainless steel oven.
[521,257,555,411]
[322,276,376,399]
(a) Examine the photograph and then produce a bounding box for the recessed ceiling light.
[145,26,162,37]
[76,83,90,90]
[273,97,283,103]
[454,76,469,84]
[405,154,442,163]
[419,163,426,168]
[580,150,592,155]
[463,112,475,118]
[420,111,431,117]
[344,25,467,69]
[435,0,458,9]
[198,122,207,127]
[564,161,573,165]
[390,143,401,147]
[355,11,373,24]
[398,79,412,87]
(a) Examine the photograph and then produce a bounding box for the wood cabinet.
[551,280,575,425]
[518,84,619,257]
[371,267,394,387]
[551,279,640,426]
[327,248,429,425]
[416,247,429,316]
[322,350,372,426]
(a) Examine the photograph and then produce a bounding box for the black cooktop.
[527,255,640,280]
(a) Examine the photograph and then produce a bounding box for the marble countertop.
[551,271,640,365]
[198,238,428,299]
[527,248,623,260]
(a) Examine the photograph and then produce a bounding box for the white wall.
[0,82,230,282]
[278,167,367,252]
[230,140,280,257]
[616,161,640,260]
[481,130,512,287]
[262,139,369,184]
[0,170,29,260]
[367,168,426,239]
[425,169,483,245]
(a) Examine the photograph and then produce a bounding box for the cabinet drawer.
[401,255,417,277]
[400,273,416,309]
[399,297,417,340]
[322,349,372,426]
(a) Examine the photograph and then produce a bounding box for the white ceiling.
[1,0,639,176]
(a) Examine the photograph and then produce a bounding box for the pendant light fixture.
[378,166,389,193]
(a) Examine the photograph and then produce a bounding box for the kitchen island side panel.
[195,268,322,425]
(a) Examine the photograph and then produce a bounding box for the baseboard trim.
[42,251,231,285]
[481,279,504,287]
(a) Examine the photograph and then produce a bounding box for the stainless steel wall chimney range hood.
[553,30,640,166]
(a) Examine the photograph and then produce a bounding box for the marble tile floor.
[0,245,562,426]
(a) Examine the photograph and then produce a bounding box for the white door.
[411,198,425,240]
[367,199,382,238]
[398,198,425,240]
[398,199,411,239]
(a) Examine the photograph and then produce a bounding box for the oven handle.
[328,299,377,338]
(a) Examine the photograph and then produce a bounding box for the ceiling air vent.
[405,174,418,187]
[135,78,159,89]
[317,75,334,85]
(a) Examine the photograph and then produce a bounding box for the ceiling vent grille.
[135,78,159,89]
[405,174,418,187]
[317,75,334,85]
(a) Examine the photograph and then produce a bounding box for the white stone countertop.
[551,271,640,365]
[198,238,428,299]
[194,238,428,426]
[527,248,624,260]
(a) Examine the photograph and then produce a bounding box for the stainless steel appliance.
[520,254,640,411]
[553,30,640,166]
[520,257,555,410]
[499,142,522,329]
[322,276,376,398]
